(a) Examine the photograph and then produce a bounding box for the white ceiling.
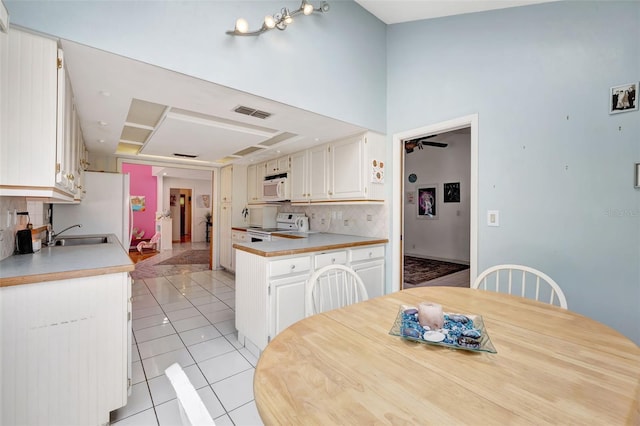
[355,0,559,24]
[61,0,557,178]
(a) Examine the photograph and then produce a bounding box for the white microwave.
[263,173,290,201]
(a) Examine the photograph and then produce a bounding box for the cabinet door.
[219,203,233,270]
[351,259,385,299]
[265,159,279,175]
[269,274,308,339]
[308,145,330,200]
[330,136,365,199]
[247,164,257,203]
[220,166,233,203]
[3,29,58,188]
[289,150,308,202]
[277,155,290,173]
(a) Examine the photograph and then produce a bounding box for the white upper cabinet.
[288,132,385,204]
[308,144,330,200]
[220,165,233,203]
[0,28,82,202]
[289,150,308,202]
[265,155,290,176]
[247,162,265,204]
[328,136,365,199]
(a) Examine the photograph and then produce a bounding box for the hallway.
[111,242,262,425]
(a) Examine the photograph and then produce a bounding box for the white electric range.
[246,212,306,242]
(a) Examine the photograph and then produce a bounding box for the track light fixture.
[227,1,330,36]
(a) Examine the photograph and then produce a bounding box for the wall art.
[610,82,637,114]
[417,186,437,219]
[444,182,460,203]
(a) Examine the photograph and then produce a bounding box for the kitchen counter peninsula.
[233,232,388,257]
[0,233,134,287]
[1,233,133,425]
[235,232,388,355]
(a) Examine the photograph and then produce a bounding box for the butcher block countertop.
[233,233,388,257]
[0,234,134,287]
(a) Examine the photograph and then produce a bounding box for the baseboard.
[404,253,469,266]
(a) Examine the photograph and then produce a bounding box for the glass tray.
[389,305,497,353]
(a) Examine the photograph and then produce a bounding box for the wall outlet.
[487,210,500,227]
[366,214,373,221]
[311,213,316,219]
[336,211,343,220]
[343,219,349,226]
[321,218,326,225]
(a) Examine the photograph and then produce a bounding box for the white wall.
[387,1,640,343]
[161,177,212,243]
[403,132,470,262]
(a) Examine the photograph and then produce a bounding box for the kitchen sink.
[54,236,109,246]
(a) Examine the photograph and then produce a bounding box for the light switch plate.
[487,210,500,227]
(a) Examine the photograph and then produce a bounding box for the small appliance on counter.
[15,229,33,254]
[295,216,309,232]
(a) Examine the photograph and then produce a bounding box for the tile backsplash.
[0,196,28,260]
[285,204,388,238]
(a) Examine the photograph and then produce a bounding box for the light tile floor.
[110,242,264,426]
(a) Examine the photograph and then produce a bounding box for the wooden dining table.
[254,286,640,425]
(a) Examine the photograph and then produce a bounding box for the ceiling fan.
[404,134,448,153]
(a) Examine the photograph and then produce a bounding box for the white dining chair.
[164,363,216,426]
[472,264,567,309]
[306,264,369,316]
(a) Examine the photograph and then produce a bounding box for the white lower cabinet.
[1,272,131,425]
[269,272,310,339]
[236,244,385,355]
[350,245,385,298]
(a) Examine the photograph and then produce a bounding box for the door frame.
[391,114,479,292]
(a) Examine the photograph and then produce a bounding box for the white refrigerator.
[52,171,133,248]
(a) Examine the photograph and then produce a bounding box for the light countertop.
[0,234,134,287]
[233,232,388,257]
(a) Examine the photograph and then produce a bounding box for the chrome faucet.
[46,224,82,246]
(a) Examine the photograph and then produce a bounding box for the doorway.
[170,188,192,243]
[391,114,479,293]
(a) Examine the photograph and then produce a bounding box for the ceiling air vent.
[173,153,199,159]
[234,105,272,120]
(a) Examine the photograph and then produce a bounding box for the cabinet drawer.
[269,256,311,277]
[350,245,385,263]
[232,231,248,242]
[315,251,347,269]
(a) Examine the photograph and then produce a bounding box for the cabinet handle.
[331,258,336,263]
[290,265,296,270]
[369,252,373,258]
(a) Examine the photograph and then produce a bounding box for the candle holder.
[418,302,444,330]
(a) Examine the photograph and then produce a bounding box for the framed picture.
[444,182,460,203]
[417,186,437,219]
[406,191,415,204]
[131,195,146,212]
[610,82,638,114]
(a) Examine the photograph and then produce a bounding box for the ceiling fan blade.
[420,141,448,148]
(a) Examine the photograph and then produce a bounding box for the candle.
[418,302,444,330]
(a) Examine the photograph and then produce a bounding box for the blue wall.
[7,0,640,343]
[387,1,640,343]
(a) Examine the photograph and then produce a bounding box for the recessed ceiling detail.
[233,146,268,156]
[233,105,272,120]
[258,132,297,147]
[126,99,167,127]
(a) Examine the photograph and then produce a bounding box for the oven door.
[247,232,270,242]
